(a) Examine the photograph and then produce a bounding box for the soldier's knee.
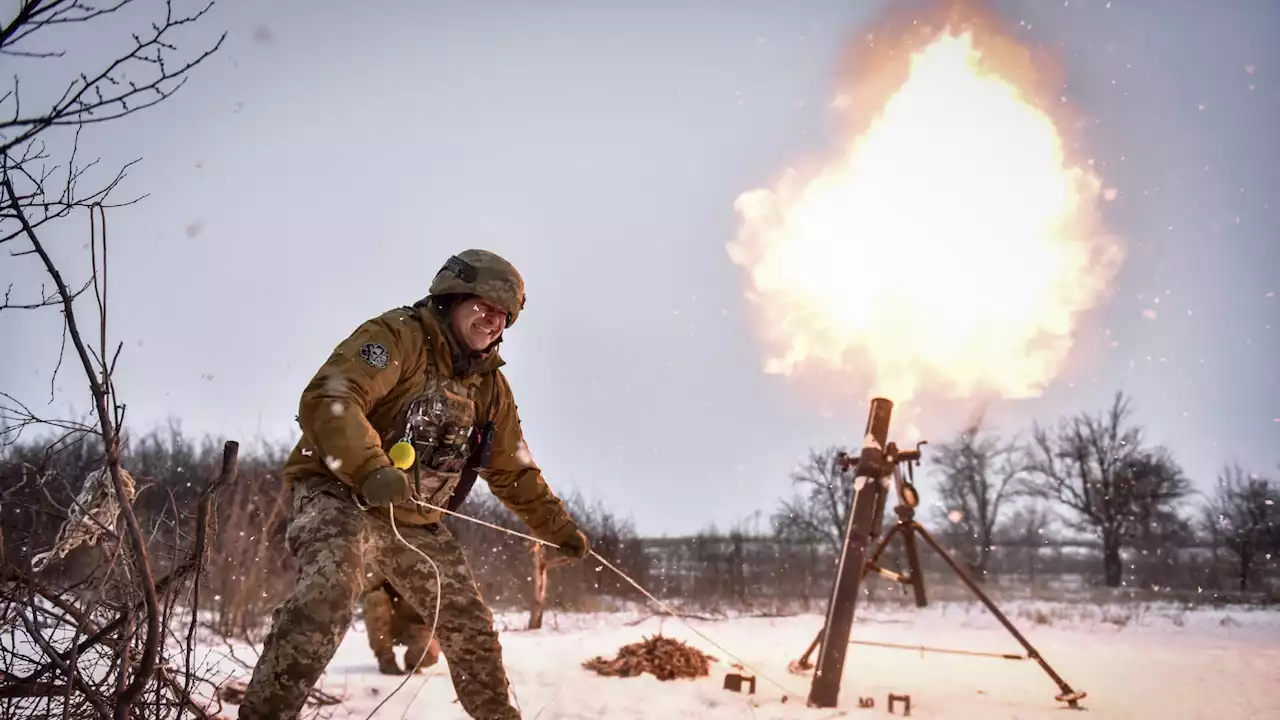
[448,606,499,643]
[288,575,359,631]
[306,595,356,633]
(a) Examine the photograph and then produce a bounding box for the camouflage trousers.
[362,569,441,673]
[238,477,519,720]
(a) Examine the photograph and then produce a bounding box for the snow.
[199,601,1280,719]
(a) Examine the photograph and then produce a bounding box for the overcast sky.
[2,0,1276,536]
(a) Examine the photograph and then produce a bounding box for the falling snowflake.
[514,441,534,467]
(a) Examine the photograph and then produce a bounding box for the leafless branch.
[771,447,853,556]
[0,278,93,310]
[0,1,226,158]
[17,606,114,719]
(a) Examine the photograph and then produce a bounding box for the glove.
[359,466,412,507]
[554,528,590,562]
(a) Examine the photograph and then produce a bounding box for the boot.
[404,638,440,673]
[375,652,403,675]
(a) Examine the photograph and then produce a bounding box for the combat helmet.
[428,249,527,327]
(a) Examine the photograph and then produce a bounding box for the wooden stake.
[528,542,549,630]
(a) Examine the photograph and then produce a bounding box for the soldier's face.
[451,297,506,351]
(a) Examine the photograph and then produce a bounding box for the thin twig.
[17,607,112,719]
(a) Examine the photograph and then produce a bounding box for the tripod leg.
[912,523,1086,707]
[900,521,928,608]
[866,521,902,567]
[791,524,903,672]
[789,629,823,673]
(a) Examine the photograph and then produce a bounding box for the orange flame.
[728,13,1123,407]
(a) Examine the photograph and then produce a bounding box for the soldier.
[238,249,591,720]
[361,571,441,675]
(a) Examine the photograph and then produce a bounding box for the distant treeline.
[2,406,1276,644]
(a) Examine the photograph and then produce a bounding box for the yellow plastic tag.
[389,441,416,470]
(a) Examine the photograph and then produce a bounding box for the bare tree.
[1025,392,1192,588]
[1202,463,1278,592]
[771,446,852,556]
[0,2,225,717]
[929,414,1024,581]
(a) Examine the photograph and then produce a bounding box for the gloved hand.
[359,466,412,507]
[554,528,590,562]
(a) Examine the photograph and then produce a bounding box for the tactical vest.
[396,328,496,514]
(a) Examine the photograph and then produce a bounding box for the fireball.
[728,17,1123,405]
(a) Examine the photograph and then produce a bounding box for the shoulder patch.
[360,342,390,369]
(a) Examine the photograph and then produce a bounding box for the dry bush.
[0,435,238,719]
[0,1,227,716]
[202,444,292,642]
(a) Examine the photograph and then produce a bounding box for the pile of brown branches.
[582,634,717,681]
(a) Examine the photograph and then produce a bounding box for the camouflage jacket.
[281,300,575,542]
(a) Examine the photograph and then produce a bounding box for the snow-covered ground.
[201,600,1280,719]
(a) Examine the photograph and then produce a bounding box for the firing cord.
[407,498,805,702]
[852,638,1026,661]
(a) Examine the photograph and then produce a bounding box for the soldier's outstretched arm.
[296,314,414,488]
[479,371,579,545]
